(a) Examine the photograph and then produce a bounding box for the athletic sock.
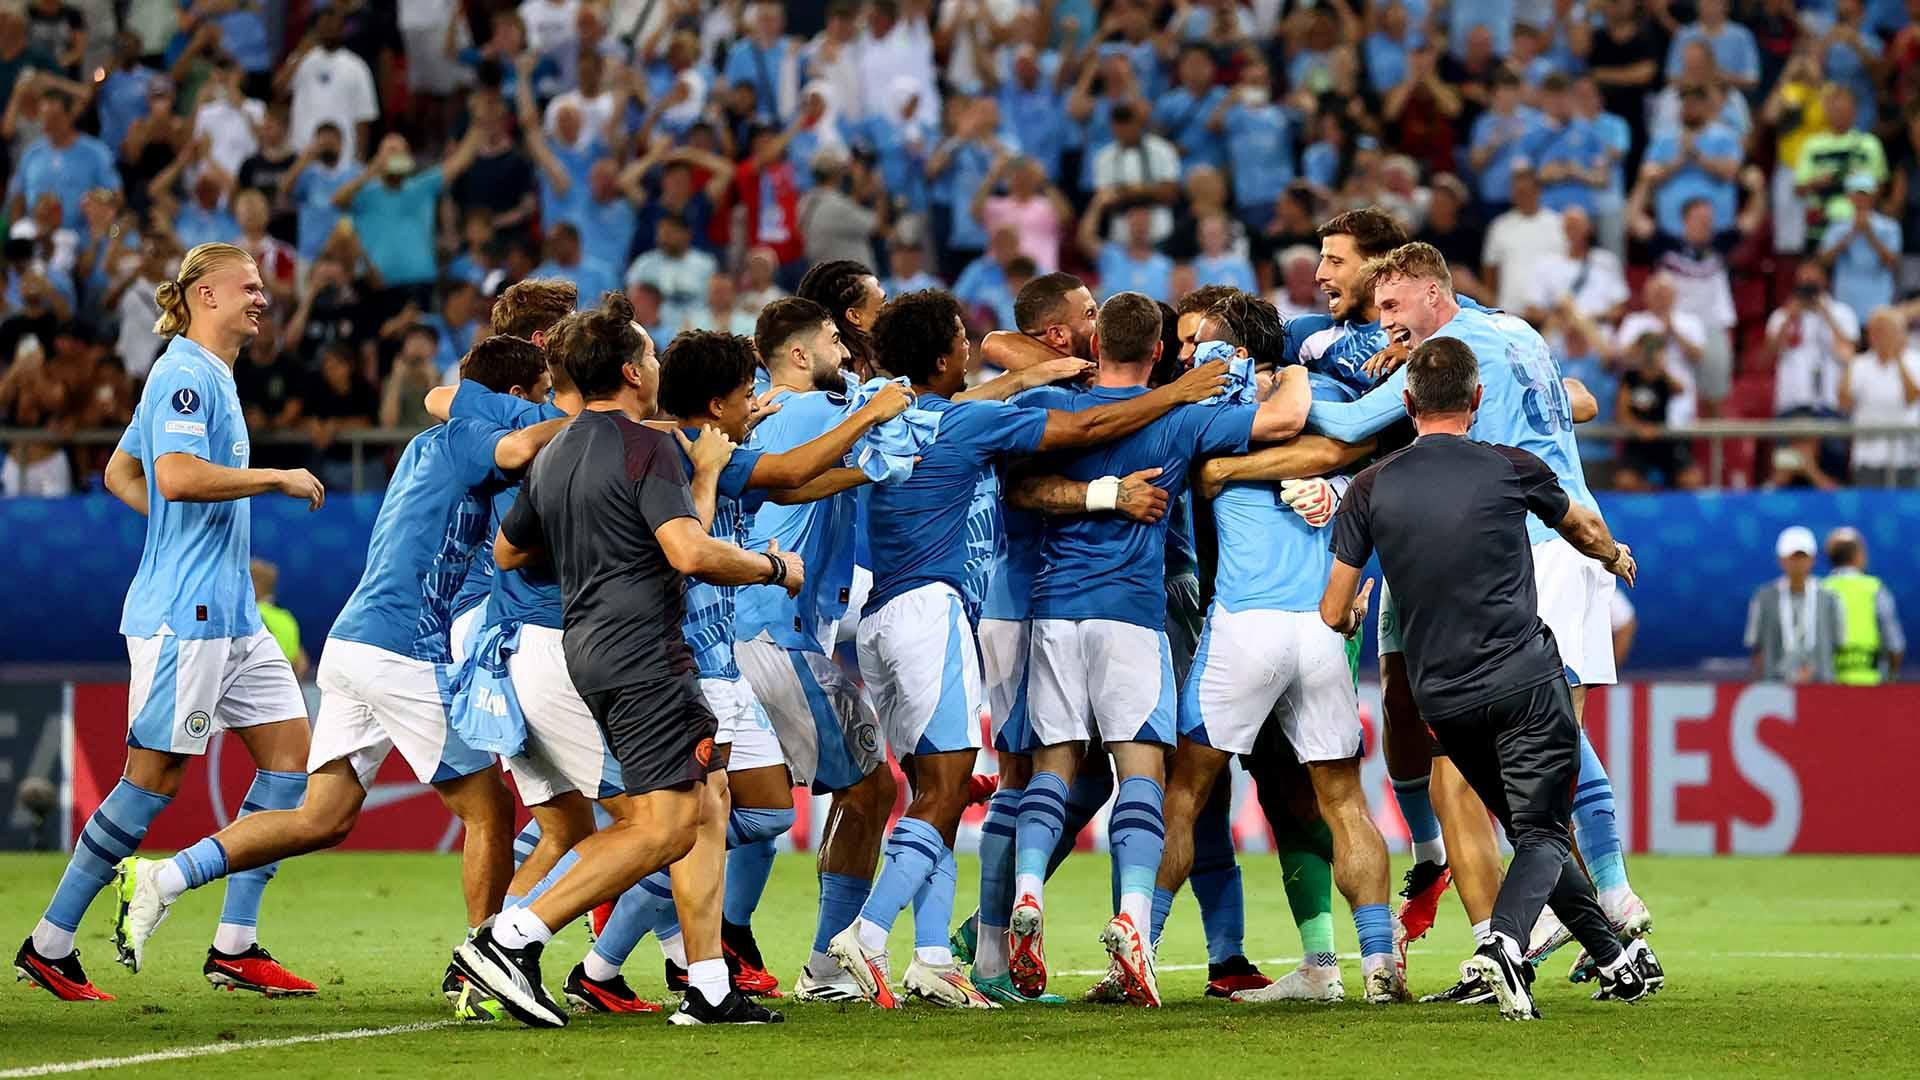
[215,769,305,950]
[1277,819,1337,968]
[1471,919,1492,945]
[1014,771,1070,907]
[511,818,542,869]
[581,950,621,982]
[807,872,870,979]
[975,786,1020,921]
[492,904,554,949]
[687,957,728,1002]
[591,872,674,970]
[1149,886,1176,948]
[1109,776,1165,933]
[165,837,229,900]
[521,850,579,907]
[1190,791,1245,964]
[723,838,779,927]
[1573,731,1630,901]
[855,816,944,949]
[657,928,687,968]
[1044,766,1112,877]
[910,845,959,967]
[37,779,172,954]
[1391,775,1447,867]
[1354,903,1395,976]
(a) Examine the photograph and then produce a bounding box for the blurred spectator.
[1746,525,1844,683]
[1418,174,1491,300]
[287,253,373,368]
[24,0,83,80]
[1080,198,1172,301]
[251,558,309,680]
[104,235,172,381]
[1614,272,1707,427]
[1655,199,1739,416]
[96,32,158,156]
[1384,43,1465,179]
[1760,47,1827,256]
[732,121,806,280]
[165,159,240,251]
[1165,165,1235,262]
[73,188,137,303]
[1364,2,1418,97]
[279,9,377,161]
[1820,0,1882,125]
[379,324,442,429]
[236,188,295,307]
[786,82,851,194]
[449,91,537,238]
[1467,71,1545,210]
[7,86,118,229]
[1534,74,1608,221]
[533,221,620,302]
[420,282,485,382]
[10,190,76,278]
[630,146,728,259]
[1269,244,1321,319]
[799,145,887,268]
[725,1,800,124]
[1795,84,1883,249]
[238,104,299,245]
[1376,154,1431,233]
[1588,0,1664,146]
[457,9,555,103]
[858,0,938,124]
[1632,80,1742,246]
[544,50,616,150]
[1839,307,1920,486]
[686,273,759,338]
[302,341,378,490]
[1819,173,1902,324]
[1668,0,1761,93]
[1155,45,1226,174]
[1525,207,1628,327]
[884,231,943,297]
[1823,525,1907,683]
[1191,214,1257,295]
[803,2,863,121]
[1211,56,1292,232]
[974,152,1069,273]
[1613,317,1702,490]
[625,210,716,336]
[1091,101,1179,246]
[286,122,359,272]
[984,41,1071,191]
[928,95,1009,275]
[520,0,582,75]
[192,61,264,181]
[234,309,301,438]
[0,335,67,494]
[1649,48,1754,142]
[953,224,1022,331]
[1768,261,1861,419]
[1571,74,1632,256]
[737,246,787,316]
[336,131,482,305]
[1482,162,1564,312]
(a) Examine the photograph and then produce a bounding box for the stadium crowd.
[2,0,1920,496]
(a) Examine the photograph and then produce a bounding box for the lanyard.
[1778,580,1820,662]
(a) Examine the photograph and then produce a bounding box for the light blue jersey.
[449,381,568,631]
[117,336,262,641]
[1212,376,1357,613]
[1284,313,1388,399]
[862,396,1050,623]
[981,495,1042,622]
[736,388,860,654]
[677,431,768,680]
[1027,387,1256,628]
[328,420,509,662]
[1304,305,1597,544]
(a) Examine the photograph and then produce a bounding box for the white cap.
[1776,525,1816,559]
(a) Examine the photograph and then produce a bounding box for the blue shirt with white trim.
[677,430,767,681]
[1283,313,1389,399]
[735,387,860,654]
[448,381,568,631]
[117,336,262,641]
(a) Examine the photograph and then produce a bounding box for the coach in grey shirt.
[1745,525,1845,684]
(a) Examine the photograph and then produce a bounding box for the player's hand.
[1114,467,1168,523]
[1606,542,1636,588]
[1030,356,1095,386]
[681,424,736,476]
[767,539,806,598]
[1362,340,1411,380]
[1279,477,1338,527]
[274,468,325,511]
[860,382,914,422]
[1343,578,1374,639]
[747,388,782,431]
[1168,359,1231,403]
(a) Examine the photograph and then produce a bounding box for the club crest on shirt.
[172,387,200,414]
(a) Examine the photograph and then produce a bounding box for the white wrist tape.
[1086,475,1122,512]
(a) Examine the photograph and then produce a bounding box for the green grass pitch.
[2,853,1916,1077]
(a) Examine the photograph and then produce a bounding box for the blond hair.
[1360,241,1454,299]
[153,242,255,337]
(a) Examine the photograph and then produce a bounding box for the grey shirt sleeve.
[1877,586,1906,658]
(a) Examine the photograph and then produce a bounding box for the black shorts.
[583,670,722,797]
[1425,676,1579,832]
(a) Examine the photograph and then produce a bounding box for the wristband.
[1086,475,1121,512]
[764,552,786,586]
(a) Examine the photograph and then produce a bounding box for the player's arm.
[1006,465,1171,523]
[493,525,542,571]
[766,467,870,504]
[656,519,806,595]
[1196,434,1374,499]
[1034,360,1230,451]
[1508,446,1636,585]
[496,483,547,572]
[424,384,456,421]
[955,356,1094,402]
[1303,366,1410,442]
[1249,365,1312,442]
[977,330,1064,373]
[1319,559,1374,638]
[676,426,739,530]
[104,448,149,515]
[746,383,912,490]
[492,416,570,472]
[154,452,325,510]
[1564,377,1598,424]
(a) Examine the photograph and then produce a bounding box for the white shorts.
[834,565,874,648]
[449,600,487,667]
[1532,535,1618,687]
[1027,618,1177,748]
[308,638,497,789]
[978,618,1033,753]
[736,636,884,791]
[856,583,984,759]
[702,675,785,773]
[506,624,624,805]
[1178,605,1360,760]
[126,628,306,754]
[1378,579,1403,657]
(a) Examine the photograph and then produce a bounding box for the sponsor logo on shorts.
[184,710,212,738]
[693,737,715,768]
[857,724,880,755]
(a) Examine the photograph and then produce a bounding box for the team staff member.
[1321,337,1660,1022]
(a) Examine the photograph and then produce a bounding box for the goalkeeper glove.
[1279,477,1339,527]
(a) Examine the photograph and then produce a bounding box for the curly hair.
[545,291,642,400]
[658,330,758,418]
[870,289,964,386]
[797,259,877,372]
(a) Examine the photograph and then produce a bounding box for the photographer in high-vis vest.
[1824,527,1907,686]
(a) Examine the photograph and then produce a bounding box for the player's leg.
[508,794,596,902]
[966,615,1030,990]
[713,687,796,995]
[433,766,517,930]
[1378,587,1458,938]
[1238,747,1344,1002]
[1150,740,1231,951]
[1010,616,1096,998]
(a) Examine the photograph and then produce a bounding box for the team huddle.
[17,208,1665,1026]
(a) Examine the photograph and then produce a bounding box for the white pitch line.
[0,1021,458,1079]
[1056,948,1920,977]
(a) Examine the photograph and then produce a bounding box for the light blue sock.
[977,787,1020,929]
[653,901,680,945]
[171,836,229,890]
[1190,786,1245,964]
[516,849,579,908]
[511,818,542,868]
[1392,775,1446,864]
[217,770,305,930]
[723,806,793,925]
[812,872,871,954]
[1150,886,1176,947]
[1044,767,1112,877]
[591,872,675,969]
[1354,902,1395,963]
[911,846,959,952]
[42,779,171,934]
[857,816,944,933]
[1015,771,1070,891]
[1574,730,1629,894]
[1109,776,1166,929]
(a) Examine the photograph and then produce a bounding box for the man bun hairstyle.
[546,291,643,400]
[153,242,255,336]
